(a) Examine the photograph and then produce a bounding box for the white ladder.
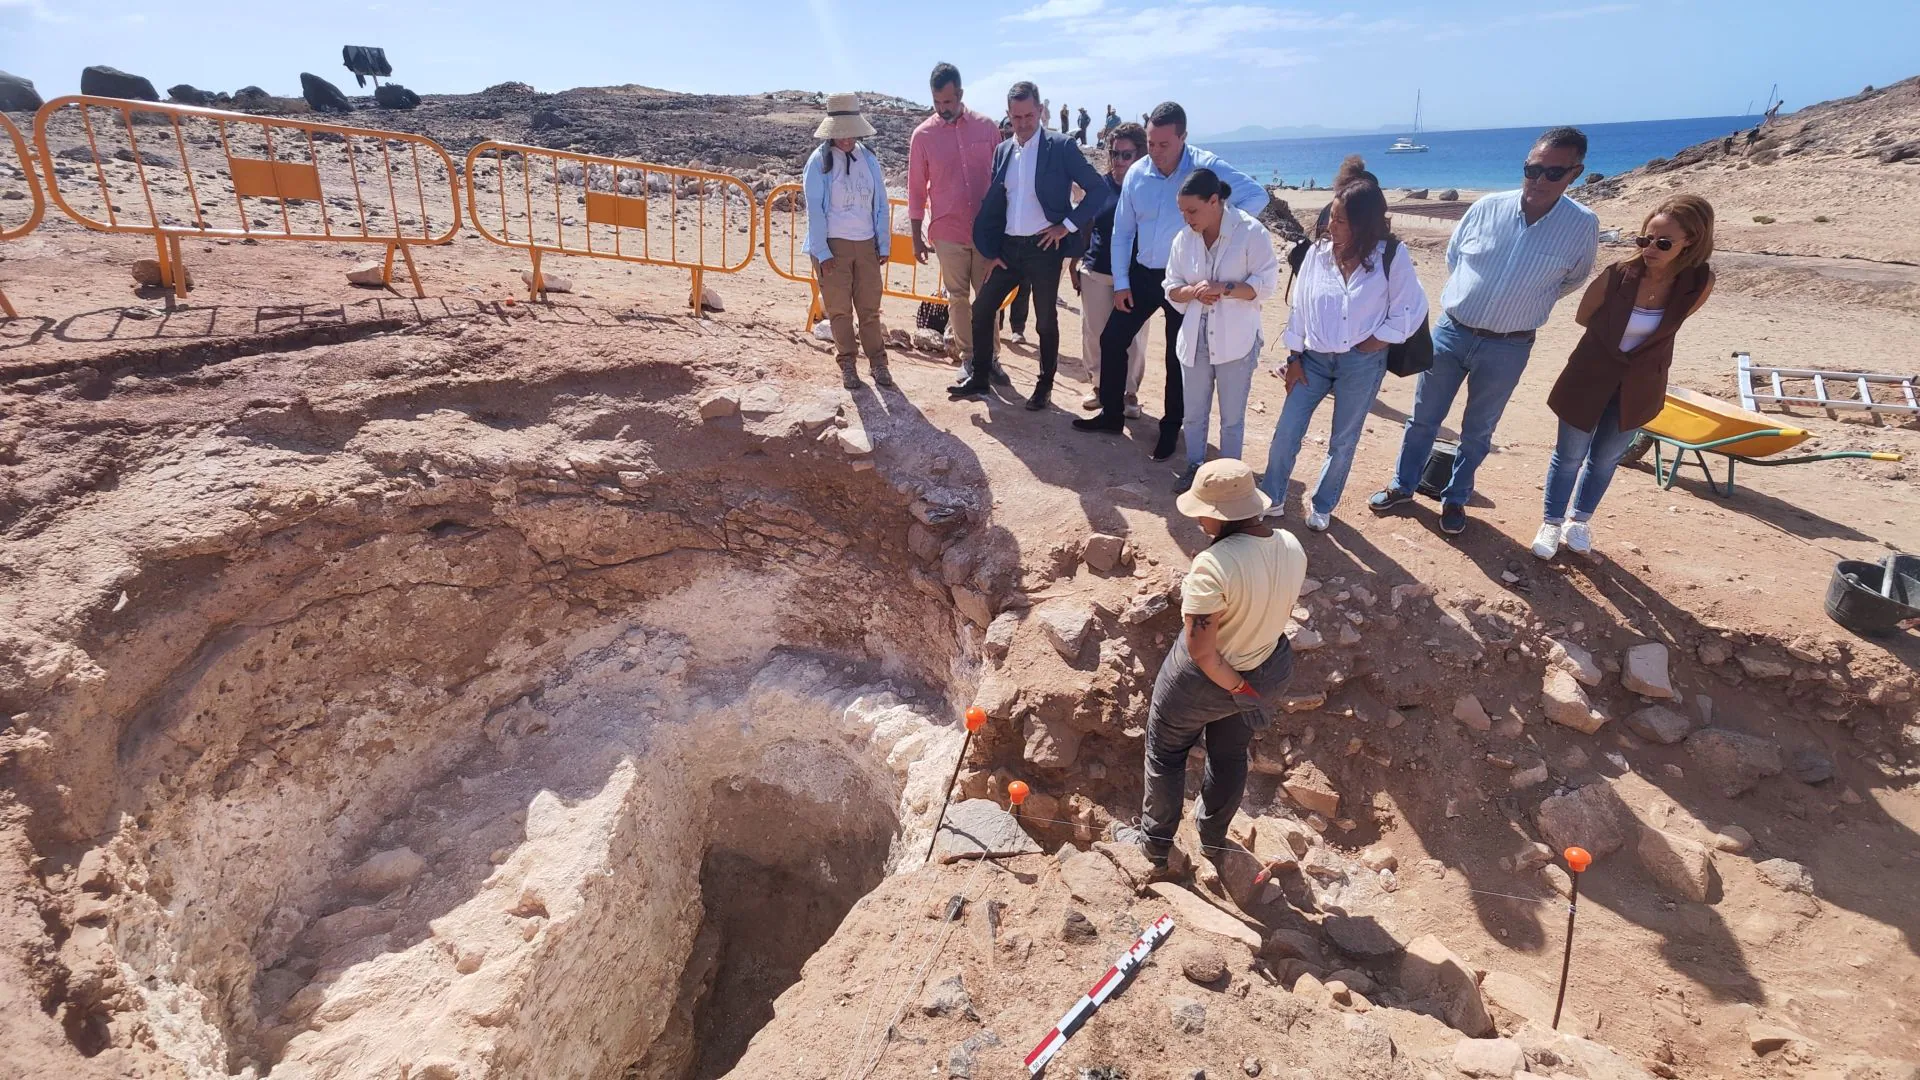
[1736,351,1920,416]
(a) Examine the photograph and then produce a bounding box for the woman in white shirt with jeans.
[1261,179,1428,530]
[1165,169,1279,494]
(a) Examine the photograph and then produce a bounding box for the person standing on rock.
[1127,459,1305,871]
[1060,103,1071,133]
[948,81,1110,410]
[1532,194,1716,560]
[1165,168,1279,495]
[1075,106,1091,146]
[804,94,894,390]
[908,63,1009,387]
[1262,179,1428,531]
[1071,122,1150,417]
[1367,126,1598,537]
[1073,101,1269,462]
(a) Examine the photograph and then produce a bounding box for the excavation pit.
[9,394,985,1080]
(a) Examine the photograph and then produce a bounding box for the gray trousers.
[1141,633,1295,859]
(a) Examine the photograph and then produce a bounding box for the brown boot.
[869,354,895,388]
[837,357,863,390]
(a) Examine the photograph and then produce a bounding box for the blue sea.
[1210,114,1763,192]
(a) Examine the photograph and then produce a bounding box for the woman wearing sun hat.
[804,93,894,390]
[1130,458,1308,871]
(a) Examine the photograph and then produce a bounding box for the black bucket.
[1883,553,1920,608]
[1825,559,1920,637]
[1417,441,1459,498]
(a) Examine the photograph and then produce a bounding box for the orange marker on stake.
[1552,846,1591,1030]
[926,706,990,864]
[1008,780,1030,814]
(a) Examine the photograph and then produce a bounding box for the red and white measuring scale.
[1023,913,1176,1075]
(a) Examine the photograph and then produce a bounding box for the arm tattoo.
[1191,613,1213,631]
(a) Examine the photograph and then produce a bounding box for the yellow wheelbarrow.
[1623,386,1904,496]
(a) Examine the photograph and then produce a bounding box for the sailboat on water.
[1386,91,1429,154]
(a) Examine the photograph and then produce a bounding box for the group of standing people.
[803,68,1719,874]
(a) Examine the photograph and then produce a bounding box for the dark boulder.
[168,84,223,107]
[0,70,43,112]
[1583,172,1605,185]
[1406,187,1429,199]
[1437,188,1459,201]
[373,83,421,110]
[300,72,353,115]
[80,65,159,101]
[530,108,573,132]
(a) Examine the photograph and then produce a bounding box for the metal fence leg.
[168,236,188,300]
[528,248,545,301]
[0,284,15,319]
[690,267,704,315]
[396,243,423,299]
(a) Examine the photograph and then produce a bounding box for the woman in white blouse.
[802,94,894,390]
[1260,180,1428,531]
[1165,169,1279,494]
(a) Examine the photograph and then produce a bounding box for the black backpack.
[1380,237,1434,378]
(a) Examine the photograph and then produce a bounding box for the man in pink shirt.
[908,62,1006,384]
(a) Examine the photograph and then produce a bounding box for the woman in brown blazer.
[1532,194,1716,559]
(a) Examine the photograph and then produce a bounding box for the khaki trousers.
[814,236,886,365]
[1079,268,1146,393]
[934,240,991,360]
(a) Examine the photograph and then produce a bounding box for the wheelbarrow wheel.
[1620,432,1654,466]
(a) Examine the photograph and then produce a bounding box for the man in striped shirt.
[1369,127,1599,537]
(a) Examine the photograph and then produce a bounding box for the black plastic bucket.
[1883,553,1920,608]
[1417,441,1459,498]
[1825,559,1920,637]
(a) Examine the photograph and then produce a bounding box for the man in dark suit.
[950,81,1112,410]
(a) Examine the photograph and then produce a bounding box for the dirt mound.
[1577,76,1920,263]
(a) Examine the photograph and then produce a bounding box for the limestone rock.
[922,973,977,1020]
[1736,649,1793,679]
[521,269,573,293]
[1685,728,1783,797]
[1291,627,1325,651]
[934,800,1043,862]
[1034,599,1095,660]
[700,285,725,312]
[982,613,1019,662]
[1624,705,1692,745]
[131,259,192,289]
[1451,1037,1524,1078]
[1480,971,1588,1037]
[1283,762,1340,818]
[1081,533,1130,572]
[1147,882,1262,952]
[1453,694,1492,731]
[1022,714,1083,768]
[1180,945,1228,984]
[1748,1020,1810,1055]
[974,674,1020,720]
[1712,825,1753,853]
[951,586,994,630]
[1509,761,1549,789]
[1698,639,1733,666]
[1292,971,1332,1005]
[1398,934,1494,1036]
[341,847,425,897]
[1547,639,1602,687]
[1753,857,1814,896]
[346,261,388,286]
[1541,864,1573,898]
[1060,850,1132,908]
[697,390,739,420]
[1534,783,1626,858]
[1359,844,1397,872]
[835,428,873,456]
[1636,828,1714,903]
[1621,642,1674,698]
[1542,668,1606,734]
[739,384,783,415]
[1514,842,1553,873]
[1123,592,1170,625]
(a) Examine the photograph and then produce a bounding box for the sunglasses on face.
[1111,149,1139,161]
[1522,163,1581,182]
[1634,235,1677,251]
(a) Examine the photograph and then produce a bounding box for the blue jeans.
[1262,347,1389,516]
[1182,350,1260,468]
[1544,392,1638,523]
[1391,315,1536,506]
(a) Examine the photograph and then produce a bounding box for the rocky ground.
[0,78,1917,1080]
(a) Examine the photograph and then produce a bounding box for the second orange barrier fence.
[464,142,758,311]
[32,95,461,299]
[0,113,45,318]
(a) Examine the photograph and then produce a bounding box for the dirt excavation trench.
[0,364,998,1079]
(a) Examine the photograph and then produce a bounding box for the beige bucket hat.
[815,93,877,140]
[1176,459,1273,521]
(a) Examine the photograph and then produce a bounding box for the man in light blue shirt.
[1073,101,1269,463]
[1369,126,1598,536]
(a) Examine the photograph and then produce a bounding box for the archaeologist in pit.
[1125,458,1306,870]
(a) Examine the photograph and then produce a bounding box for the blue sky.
[3,0,1916,133]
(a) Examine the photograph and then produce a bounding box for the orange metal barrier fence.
[464,142,757,311]
[32,95,461,299]
[0,112,46,318]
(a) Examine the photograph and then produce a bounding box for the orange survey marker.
[32,96,461,299]
[465,142,756,312]
[0,112,46,318]
[762,182,1014,330]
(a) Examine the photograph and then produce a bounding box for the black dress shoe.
[948,379,991,399]
[1024,390,1051,411]
[1072,414,1125,433]
[1150,426,1180,461]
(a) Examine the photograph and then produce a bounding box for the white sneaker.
[1563,520,1592,554]
[1124,394,1142,419]
[1012,332,1029,345]
[1531,522,1563,560]
[1305,511,1331,532]
[1081,391,1101,410]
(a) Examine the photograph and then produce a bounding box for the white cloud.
[1004,0,1105,21]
